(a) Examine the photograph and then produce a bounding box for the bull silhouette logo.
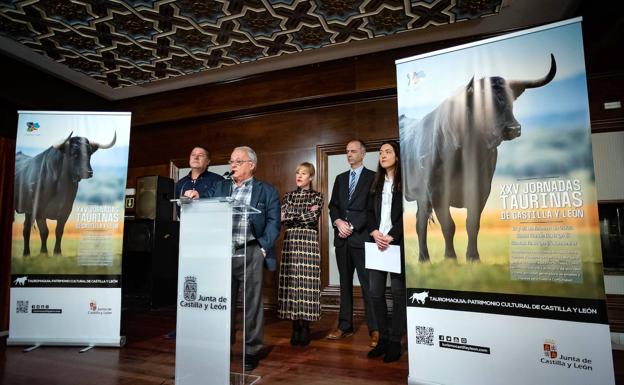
[409,291,429,304]
[13,276,28,286]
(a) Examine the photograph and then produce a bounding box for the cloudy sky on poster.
[16,112,130,169]
[396,23,588,125]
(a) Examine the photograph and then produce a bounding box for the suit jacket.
[208,178,281,271]
[367,188,404,246]
[329,167,375,248]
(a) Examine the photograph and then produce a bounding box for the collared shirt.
[379,176,393,235]
[231,177,254,247]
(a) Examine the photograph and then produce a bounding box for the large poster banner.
[396,18,614,384]
[9,111,131,346]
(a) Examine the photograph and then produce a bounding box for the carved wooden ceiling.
[0,0,503,91]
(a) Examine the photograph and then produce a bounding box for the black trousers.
[231,243,264,356]
[369,268,406,343]
[335,243,377,333]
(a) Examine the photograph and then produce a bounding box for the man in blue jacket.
[208,146,280,371]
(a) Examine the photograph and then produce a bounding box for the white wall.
[592,132,624,201]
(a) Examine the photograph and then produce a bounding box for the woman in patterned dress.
[278,162,324,346]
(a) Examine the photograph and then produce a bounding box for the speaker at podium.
[135,175,174,221]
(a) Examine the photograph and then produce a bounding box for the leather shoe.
[369,331,380,348]
[326,328,353,339]
[244,354,259,371]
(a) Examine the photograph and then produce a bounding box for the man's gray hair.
[235,146,257,165]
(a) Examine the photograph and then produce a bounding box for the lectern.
[174,198,260,385]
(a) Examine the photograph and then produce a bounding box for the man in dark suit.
[326,139,379,347]
[208,146,280,371]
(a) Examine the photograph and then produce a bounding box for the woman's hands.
[371,230,394,251]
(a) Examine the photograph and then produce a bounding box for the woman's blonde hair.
[296,162,315,189]
[296,162,315,176]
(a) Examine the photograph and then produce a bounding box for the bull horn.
[91,131,116,151]
[509,54,557,99]
[52,132,73,150]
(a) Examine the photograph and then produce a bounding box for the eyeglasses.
[228,159,253,166]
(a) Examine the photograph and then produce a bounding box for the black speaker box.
[136,176,174,221]
[122,218,179,309]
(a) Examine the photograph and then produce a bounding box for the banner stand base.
[7,336,126,348]
[79,345,95,353]
[23,344,40,353]
[408,377,443,385]
[230,372,261,385]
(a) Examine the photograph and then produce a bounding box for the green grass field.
[11,238,122,275]
[404,232,606,299]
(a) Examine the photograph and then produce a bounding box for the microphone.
[223,171,232,179]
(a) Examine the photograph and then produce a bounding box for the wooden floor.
[0,307,622,385]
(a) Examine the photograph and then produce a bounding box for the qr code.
[16,300,29,314]
[415,326,434,346]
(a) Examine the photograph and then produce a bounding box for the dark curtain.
[0,137,15,331]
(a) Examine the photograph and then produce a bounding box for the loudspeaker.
[122,219,179,309]
[136,176,174,221]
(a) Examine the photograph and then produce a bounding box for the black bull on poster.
[400,55,557,263]
[13,132,116,256]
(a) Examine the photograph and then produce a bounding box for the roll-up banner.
[9,111,131,347]
[396,18,615,385]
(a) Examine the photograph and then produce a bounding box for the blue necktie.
[348,170,356,200]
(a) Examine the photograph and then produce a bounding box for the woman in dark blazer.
[366,140,406,363]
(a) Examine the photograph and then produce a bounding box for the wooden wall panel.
[607,294,624,333]
[587,72,624,133]
[127,99,398,168]
[354,51,399,90]
[126,164,170,189]
[122,61,361,127]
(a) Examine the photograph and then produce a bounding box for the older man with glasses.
[208,146,280,371]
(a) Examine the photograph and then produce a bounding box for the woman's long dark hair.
[371,140,401,193]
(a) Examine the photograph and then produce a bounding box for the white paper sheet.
[365,242,401,273]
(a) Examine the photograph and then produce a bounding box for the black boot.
[290,320,301,346]
[367,338,387,358]
[383,341,402,362]
[299,321,310,346]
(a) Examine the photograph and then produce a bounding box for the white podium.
[174,198,260,385]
